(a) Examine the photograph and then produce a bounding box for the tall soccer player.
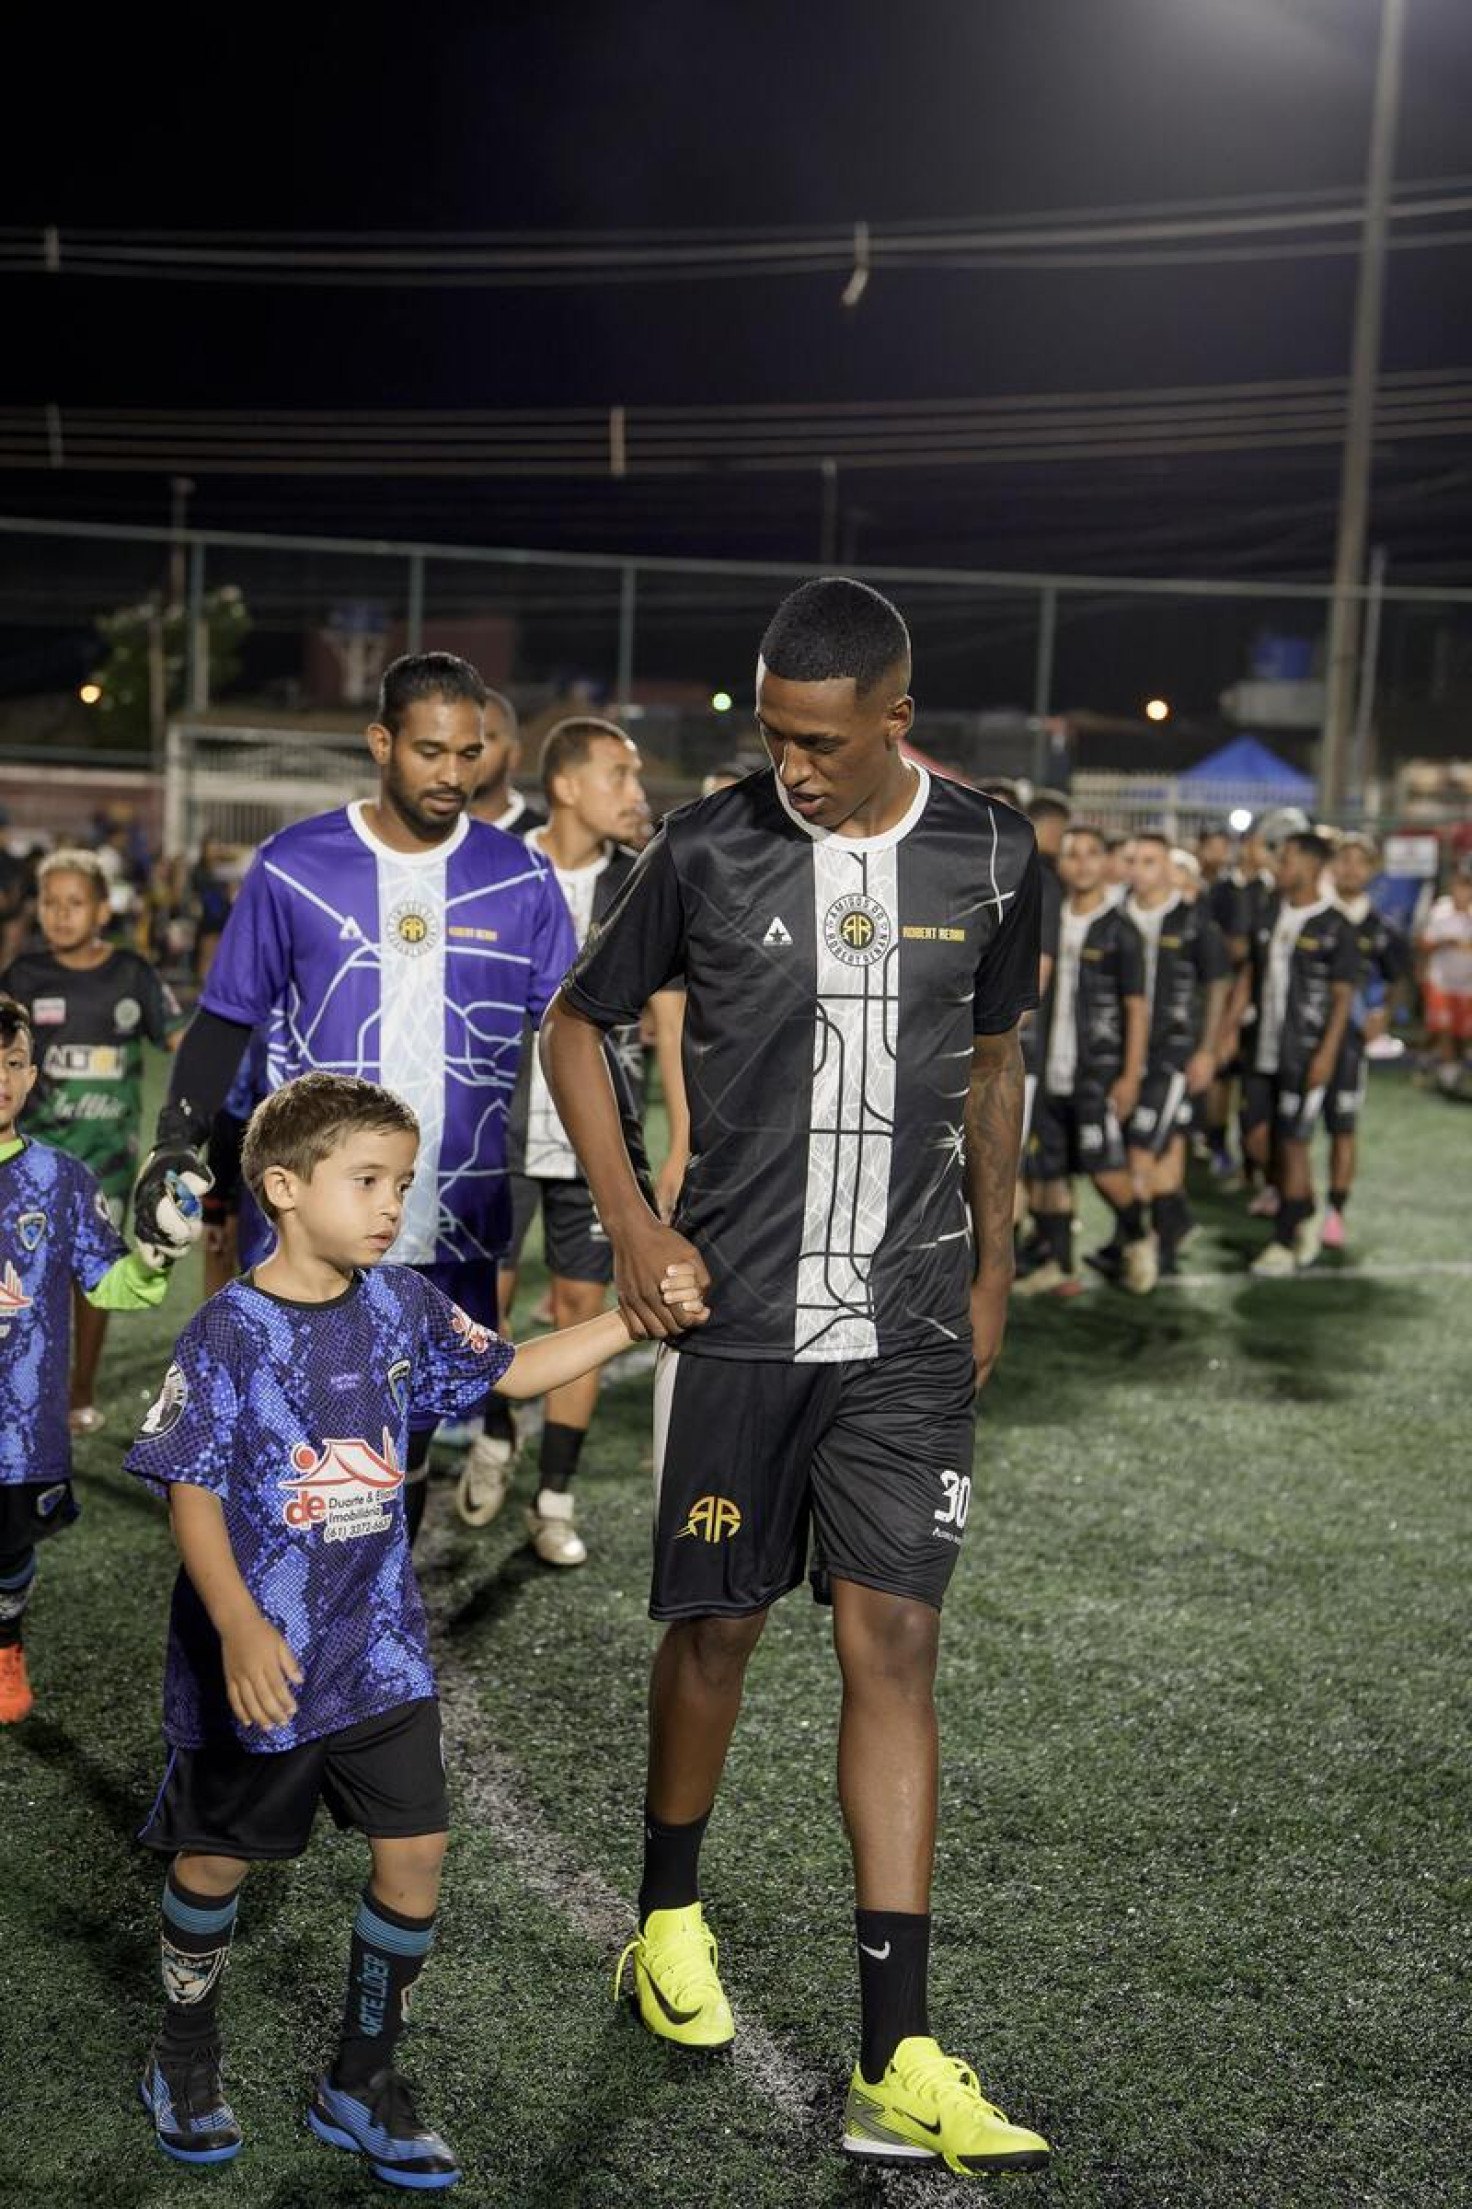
[133,653,577,1538]
[540,579,1050,2177]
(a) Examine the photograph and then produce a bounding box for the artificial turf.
[0,1063,1466,2206]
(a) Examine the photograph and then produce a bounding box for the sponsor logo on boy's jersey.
[0,1259,33,1313]
[279,1427,404,1542]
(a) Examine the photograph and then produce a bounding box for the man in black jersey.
[1234,831,1359,1276]
[1202,817,1276,1183]
[1320,832,1408,1250]
[540,580,1049,2176]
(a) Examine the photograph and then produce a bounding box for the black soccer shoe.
[309,2066,460,2190]
[140,2044,243,2165]
[1083,1240,1124,1283]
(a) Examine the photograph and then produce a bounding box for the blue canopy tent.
[1178,736,1316,805]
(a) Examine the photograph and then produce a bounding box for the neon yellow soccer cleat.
[842,2035,1050,2176]
[613,1903,735,2049]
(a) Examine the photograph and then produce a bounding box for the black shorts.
[1241,1070,1326,1145]
[649,1340,977,1619]
[1323,1034,1367,1137]
[0,1479,79,1555]
[138,1697,447,1862]
[1127,1066,1193,1158]
[507,1174,611,1285]
[1027,1089,1127,1179]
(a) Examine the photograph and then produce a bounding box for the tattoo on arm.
[964,1030,1025,1278]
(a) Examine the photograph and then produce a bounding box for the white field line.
[1153,1256,1472,1290]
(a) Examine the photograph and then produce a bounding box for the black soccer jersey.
[1248,897,1361,1074]
[1021,858,1063,1079]
[562,766,1040,1365]
[1128,896,1231,1072]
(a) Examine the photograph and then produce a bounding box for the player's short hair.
[1061,823,1107,852]
[1335,829,1379,860]
[376,652,489,736]
[1283,829,1333,869]
[242,1072,419,1222]
[1134,829,1172,851]
[0,992,36,1058]
[539,716,632,800]
[1026,788,1072,827]
[483,686,518,734]
[759,578,911,698]
[37,847,110,898]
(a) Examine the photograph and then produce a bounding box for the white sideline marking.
[420,1548,851,2150]
[1156,1257,1472,1291]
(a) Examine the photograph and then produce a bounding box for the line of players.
[977,787,1412,1294]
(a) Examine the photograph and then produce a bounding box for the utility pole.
[1319,0,1406,817]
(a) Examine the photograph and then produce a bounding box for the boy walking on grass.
[0,994,186,1724]
[126,1069,699,2190]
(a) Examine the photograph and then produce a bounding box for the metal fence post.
[186,538,209,713]
[406,551,425,653]
[1032,584,1057,786]
[616,562,637,710]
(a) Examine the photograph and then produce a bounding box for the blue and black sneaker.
[308,2066,459,2191]
[140,2043,243,2164]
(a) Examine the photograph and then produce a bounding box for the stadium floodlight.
[710,690,733,712]
[79,683,102,705]
[1144,697,1170,723]
[1229,807,1253,833]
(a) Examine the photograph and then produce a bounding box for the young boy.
[0,994,182,1723]
[126,1069,699,2189]
[2,847,186,1430]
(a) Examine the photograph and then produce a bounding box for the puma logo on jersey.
[763,916,793,947]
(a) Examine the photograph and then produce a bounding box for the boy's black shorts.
[1240,1070,1327,1144]
[1027,1089,1127,1179]
[0,1479,80,1554]
[1323,1033,1368,1137]
[138,1696,447,1861]
[649,1338,977,1619]
[1127,1067,1193,1158]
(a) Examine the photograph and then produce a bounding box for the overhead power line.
[5,178,1472,288]
[4,374,1472,478]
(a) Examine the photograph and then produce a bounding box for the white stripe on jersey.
[375,846,450,1262]
[796,840,901,1362]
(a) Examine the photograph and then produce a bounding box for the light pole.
[1318,0,1407,817]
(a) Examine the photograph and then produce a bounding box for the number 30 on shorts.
[934,1470,972,1528]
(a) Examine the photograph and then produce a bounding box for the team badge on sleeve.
[140,1362,189,1439]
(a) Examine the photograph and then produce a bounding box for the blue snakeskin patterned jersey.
[0,1137,129,1484]
[125,1264,515,1752]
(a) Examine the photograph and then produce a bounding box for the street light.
[1144,698,1170,723]
[1229,807,1253,834]
[79,683,102,705]
[710,690,733,712]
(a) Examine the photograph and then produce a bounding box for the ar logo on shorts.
[140,1362,188,1440]
[823,893,893,968]
[675,1495,743,1543]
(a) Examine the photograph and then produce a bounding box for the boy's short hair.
[0,992,36,1057]
[242,1073,419,1221]
[1284,829,1333,869]
[1026,788,1072,827]
[1061,822,1107,851]
[37,847,110,898]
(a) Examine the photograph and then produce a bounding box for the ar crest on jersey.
[279,1427,404,1541]
[386,898,440,957]
[823,892,893,968]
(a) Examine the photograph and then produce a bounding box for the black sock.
[538,1421,586,1496]
[404,1476,428,1546]
[1152,1192,1190,1254]
[1040,1213,1073,1267]
[0,1549,35,1648]
[1206,1121,1228,1152]
[481,1394,515,1444]
[333,1888,437,2090]
[638,1804,711,1922]
[1275,1197,1312,1247]
[1110,1199,1146,1242]
[856,1910,931,2084]
[1329,1186,1350,1212]
[158,1868,241,2060]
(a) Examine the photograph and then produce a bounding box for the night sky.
[6,2,1472,717]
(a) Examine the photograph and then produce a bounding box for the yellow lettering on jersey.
[901,925,966,942]
[447,925,500,944]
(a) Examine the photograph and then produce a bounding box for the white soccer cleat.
[456,1428,515,1527]
[1120,1232,1159,1296]
[526,1488,588,1568]
[1293,1205,1326,1270]
[1249,1241,1297,1279]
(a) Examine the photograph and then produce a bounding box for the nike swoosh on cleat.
[646,1976,703,2026]
[901,2112,944,2137]
[858,1941,891,1961]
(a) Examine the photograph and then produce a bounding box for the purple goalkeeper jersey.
[200,803,577,1265]
[124,1265,515,1752]
[0,1136,128,1485]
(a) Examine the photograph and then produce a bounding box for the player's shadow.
[439,1542,545,1642]
[988,1293,1224,1428]
[16,1711,154,1838]
[1226,1274,1420,1404]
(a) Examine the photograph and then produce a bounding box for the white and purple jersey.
[200,804,577,1265]
[125,1265,515,1752]
[0,1138,129,1485]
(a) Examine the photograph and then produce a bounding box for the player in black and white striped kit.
[540,579,1050,2176]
